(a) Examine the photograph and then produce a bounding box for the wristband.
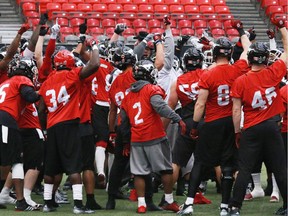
[192,121,199,129]
[238,28,245,37]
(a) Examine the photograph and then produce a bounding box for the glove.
[109,132,116,147]
[198,36,210,46]
[248,26,256,41]
[163,15,171,26]
[122,143,130,157]
[144,33,154,42]
[153,33,162,45]
[50,21,60,39]
[114,23,127,35]
[178,120,186,136]
[177,35,190,47]
[190,129,198,140]
[18,23,30,35]
[78,35,86,44]
[271,17,286,29]
[89,39,98,50]
[235,132,241,149]
[39,25,49,36]
[266,29,275,39]
[231,19,243,30]
[39,13,48,25]
[79,19,87,35]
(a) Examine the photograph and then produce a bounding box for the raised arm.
[271,18,288,62]
[109,23,126,43]
[35,25,49,68]
[163,16,174,71]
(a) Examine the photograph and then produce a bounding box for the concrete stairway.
[226,0,270,43]
[0,0,22,44]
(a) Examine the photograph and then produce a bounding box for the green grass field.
[0,169,283,215]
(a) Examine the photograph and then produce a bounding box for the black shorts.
[195,116,237,168]
[20,129,44,172]
[0,126,23,166]
[81,134,95,171]
[45,120,82,176]
[91,104,110,142]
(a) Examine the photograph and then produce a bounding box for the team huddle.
[0,13,286,216]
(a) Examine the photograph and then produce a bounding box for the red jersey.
[199,59,248,122]
[109,68,136,108]
[0,76,34,121]
[121,84,166,142]
[91,59,114,106]
[176,69,205,107]
[39,67,82,128]
[18,103,41,129]
[280,84,287,133]
[231,60,286,129]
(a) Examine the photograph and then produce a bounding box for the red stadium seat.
[200,5,215,14]
[178,19,192,28]
[169,19,177,28]
[223,20,232,30]
[117,18,132,27]
[260,0,278,9]
[171,28,180,36]
[18,0,35,5]
[70,17,85,27]
[149,0,164,4]
[195,28,206,37]
[46,3,61,17]
[211,28,225,38]
[184,5,199,13]
[60,26,73,34]
[133,0,148,4]
[193,19,207,29]
[196,0,210,5]
[53,0,68,3]
[28,18,40,25]
[170,5,184,13]
[68,0,84,4]
[89,27,104,36]
[123,27,135,37]
[77,3,92,12]
[165,0,180,4]
[133,18,147,28]
[208,19,222,29]
[102,0,116,3]
[61,3,77,11]
[265,6,284,16]
[181,27,194,36]
[148,19,161,28]
[180,0,195,4]
[87,18,100,27]
[22,2,36,11]
[135,27,148,34]
[85,0,100,3]
[279,0,287,6]
[150,27,164,34]
[92,4,108,12]
[56,17,69,26]
[38,0,51,13]
[108,4,123,12]
[101,18,116,27]
[117,0,132,4]
[226,28,239,40]
[154,4,169,13]
[105,27,115,37]
[214,5,230,14]
[123,4,138,12]
[138,4,154,13]
[284,5,288,13]
[211,0,225,6]
[25,10,39,18]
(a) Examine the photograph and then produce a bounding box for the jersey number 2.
[133,102,144,125]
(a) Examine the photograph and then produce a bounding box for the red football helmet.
[53,50,75,69]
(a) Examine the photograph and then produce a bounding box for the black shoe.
[230,207,240,216]
[106,196,116,210]
[146,202,163,211]
[43,204,57,212]
[275,207,287,215]
[86,200,102,210]
[15,199,36,211]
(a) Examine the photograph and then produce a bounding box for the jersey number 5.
[46,86,70,112]
[0,84,10,103]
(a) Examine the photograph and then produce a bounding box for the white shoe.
[177,204,193,215]
[220,207,229,216]
[0,194,17,205]
[251,188,265,198]
[270,192,279,203]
